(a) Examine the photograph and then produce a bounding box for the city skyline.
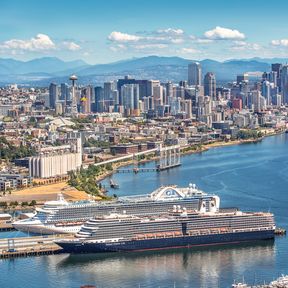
[1,0,288,64]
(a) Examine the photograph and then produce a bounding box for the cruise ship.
[12,183,218,235]
[55,198,275,253]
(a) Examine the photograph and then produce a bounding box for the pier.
[116,167,159,173]
[0,235,70,259]
[116,145,181,173]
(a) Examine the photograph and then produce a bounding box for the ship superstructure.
[55,198,275,253]
[12,183,217,234]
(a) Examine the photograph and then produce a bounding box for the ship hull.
[56,230,274,254]
[12,222,82,235]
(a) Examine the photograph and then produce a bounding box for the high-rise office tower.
[121,84,140,116]
[237,73,249,84]
[281,65,288,104]
[179,80,188,87]
[261,80,271,105]
[60,83,69,101]
[147,80,160,97]
[272,63,282,89]
[94,86,104,112]
[153,85,164,108]
[204,72,216,100]
[188,62,202,86]
[80,86,92,114]
[49,83,58,109]
[104,81,116,108]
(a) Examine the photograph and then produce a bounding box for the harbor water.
[1,133,288,288]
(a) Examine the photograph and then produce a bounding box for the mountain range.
[0,55,285,86]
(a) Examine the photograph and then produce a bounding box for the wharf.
[0,234,72,259]
[117,163,181,174]
[0,245,62,259]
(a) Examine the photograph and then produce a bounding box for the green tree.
[29,200,37,206]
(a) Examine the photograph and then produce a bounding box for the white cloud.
[231,41,261,51]
[0,34,83,55]
[109,44,127,52]
[204,26,245,40]
[179,47,199,54]
[108,31,141,42]
[271,39,288,47]
[134,44,168,50]
[156,28,184,35]
[195,38,214,44]
[1,34,56,51]
[62,41,81,51]
[170,38,184,44]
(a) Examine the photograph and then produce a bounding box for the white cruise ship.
[12,183,219,235]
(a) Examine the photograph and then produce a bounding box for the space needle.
[69,74,78,116]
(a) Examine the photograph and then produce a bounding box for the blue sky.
[1,0,288,64]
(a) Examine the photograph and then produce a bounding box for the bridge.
[116,144,181,174]
[157,144,181,171]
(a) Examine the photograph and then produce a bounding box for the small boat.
[110,179,119,189]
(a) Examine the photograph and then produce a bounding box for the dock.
[0,234,71,259]
[116,167,158,173]
[0,245,62,259]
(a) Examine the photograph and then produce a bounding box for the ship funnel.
[199,200,206,213]
[209,196,220,212]
[209,198,217,213]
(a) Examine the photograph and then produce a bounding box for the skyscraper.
[281,65,288,104]
[60,83,69,101]
[104,81,116,108]
[271,63,282,89]
[204,72,216,99]
[94,86,104,112]
[188,62,201,86]
[49,83,58,109]
[121,84,139,116]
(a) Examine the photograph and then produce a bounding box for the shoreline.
[3,130,285,205]
[96,129,286,184]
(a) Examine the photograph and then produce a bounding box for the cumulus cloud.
[0,34,83,55]
[271,39,288,46]
[1,34,56,51]
[204,26,245,40]
[62,41,81,51]
[108,31,141,42]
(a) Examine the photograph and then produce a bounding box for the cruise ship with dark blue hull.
[55,195,275,254]
[57,230,275,254]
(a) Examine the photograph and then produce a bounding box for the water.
[1,134,288,288]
